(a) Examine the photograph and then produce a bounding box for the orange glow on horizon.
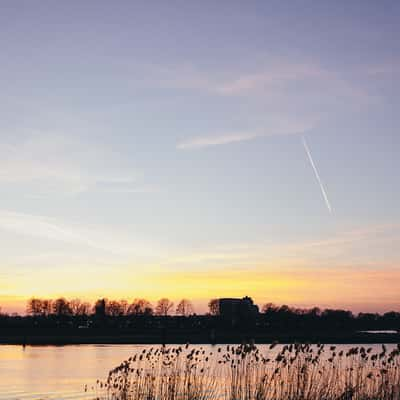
[1,264,399,315]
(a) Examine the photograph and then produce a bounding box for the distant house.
[219,296,259,326]
[94,299,106,318]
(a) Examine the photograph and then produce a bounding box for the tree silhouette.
[26,298,52,316]
[53,298,72,317]
[70,299,91,316]
[107,300,125,317]
[262,303,279,313]
[119,299,129,316]
[155,298,174,316]
[208,299,220,315]
[176,299,194,316]
[41,299,53,316]
[14,296,400,338]
[128,299,153,315]
[26,298,41,316]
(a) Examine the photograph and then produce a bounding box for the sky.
[0,1,399,314]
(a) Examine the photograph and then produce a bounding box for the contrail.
[302,136,332,213]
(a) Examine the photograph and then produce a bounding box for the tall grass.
[96,343,400,400]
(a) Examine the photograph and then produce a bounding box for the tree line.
[1,298,399,331]
[24,297,196,317]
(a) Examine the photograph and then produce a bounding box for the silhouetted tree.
[176,299,194,316]
[27,298,46,316]
[119,299,129,316]
[208,299,220,315]
[262,303,279,313]
[41,299,53,316]
[5,296,400,339]
[155,298,174,316]
[308,307,322,317]
[70,299,91,316]
[321,309,354,329]
[53,298,72,317]
[278,304,292,314]
[357,312,379,329]
[382,311,400,327]
[27,298,39,316]
[143,306,153,316]
[107,300,125,317]
[128,299,153,315]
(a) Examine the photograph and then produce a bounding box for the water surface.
[0,343,395,400]
[0,344,148,399]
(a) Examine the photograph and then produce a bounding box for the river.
[0,343,396,400]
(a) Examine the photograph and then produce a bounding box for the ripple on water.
[0,388,96,400]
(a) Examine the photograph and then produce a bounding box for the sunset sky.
[1,1,399,314]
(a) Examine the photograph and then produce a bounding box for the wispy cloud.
[177,119,314,150]
[177,132,262,150]
[144,59,372,102]
[144,62,319,95]
[0,133,147,196]
[214,63,324,96]
[0,209,132,255]
[0,207,172,270]
[163,223,400,269]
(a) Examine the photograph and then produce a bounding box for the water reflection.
[0,344,397,400]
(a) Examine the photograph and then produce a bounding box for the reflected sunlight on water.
[0,344,397,400]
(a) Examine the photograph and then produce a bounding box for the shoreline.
[1,332,399,345]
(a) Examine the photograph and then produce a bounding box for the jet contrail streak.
[302,136,332,214]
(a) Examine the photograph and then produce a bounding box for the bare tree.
[53,298,72,316]
[78,301,91,316]
[208,299,220,315]
[155,298,174,316]
[309,307,322,317]
[41,299,53,316]
[27,298,54,316]
[176,299,194,316]
[107,300,125,317]
[70,298,91,316]
[119,299,129,316]
[70,298,83,315]
[128,298,153,315]
[27,298,44,316]
[262,302,278,313]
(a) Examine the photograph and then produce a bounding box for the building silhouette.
[219,296,259,326]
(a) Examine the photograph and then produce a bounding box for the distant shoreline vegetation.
[0,296,400,345]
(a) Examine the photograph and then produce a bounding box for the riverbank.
[1,330,399,345]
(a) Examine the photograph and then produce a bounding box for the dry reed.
[95,343,400,400]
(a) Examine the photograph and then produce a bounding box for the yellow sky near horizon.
[1,222,399,315]
[2,263,399,315]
